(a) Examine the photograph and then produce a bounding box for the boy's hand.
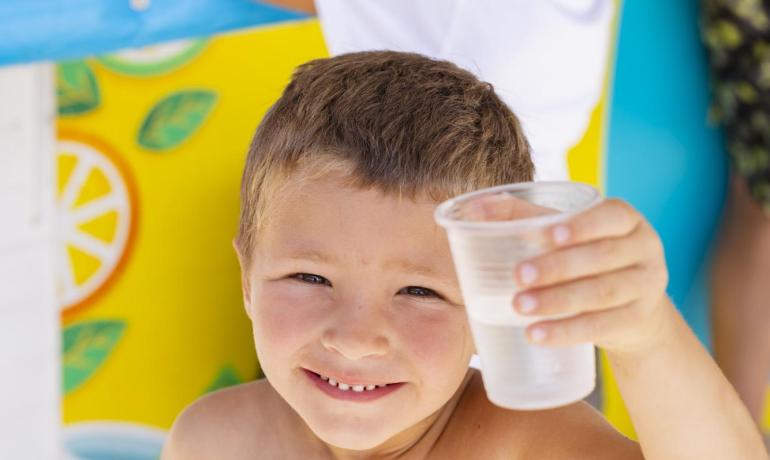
[512,198,673,355]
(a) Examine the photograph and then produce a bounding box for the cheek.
[394,306,472,374]
[251,283,331,361]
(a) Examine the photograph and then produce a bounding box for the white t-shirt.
[315,0,615,181]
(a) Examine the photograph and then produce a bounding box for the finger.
[515,222,663,289]
[548,198,642,248]
[513,266,647,317]
[524,302,638,347]
[464,193,557,222]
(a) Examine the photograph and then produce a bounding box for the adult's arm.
[258,0,317,15]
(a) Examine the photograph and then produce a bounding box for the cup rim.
[434,181,601,231]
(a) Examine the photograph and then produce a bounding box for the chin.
[306,411,399,451]
[317,428,392,451]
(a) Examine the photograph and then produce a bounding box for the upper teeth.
[321,374,387,392]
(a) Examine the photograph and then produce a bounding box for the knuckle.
[607,198,632,215]
[644,237,661,259]
[606,199,639,232]
[640,266,655,286]
[645,227,665,259]
[648,271,666,294]
[599,277,618,304]
[660,267,670,288]
[640,264,667,297]
[595,239,617,261]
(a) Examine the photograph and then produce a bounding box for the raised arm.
[608,298,767,459]
[506,198,768,459]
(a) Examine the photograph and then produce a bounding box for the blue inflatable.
[608,0,728,347]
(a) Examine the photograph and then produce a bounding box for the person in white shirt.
[263,0,615,182]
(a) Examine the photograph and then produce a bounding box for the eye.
[291,273,332,287]
[399,286,442,299]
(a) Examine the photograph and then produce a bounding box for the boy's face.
[237,170,475,451]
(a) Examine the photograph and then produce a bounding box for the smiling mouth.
[307,370,390,392]
[303,369,406,400]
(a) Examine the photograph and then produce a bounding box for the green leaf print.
[62,319,126,395]
[137,90,217,151]
[56,61,101,116]
[204,365,243,394]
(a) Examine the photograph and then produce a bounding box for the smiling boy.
[161,51,766,459]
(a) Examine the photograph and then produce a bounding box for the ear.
[232,239,254,320]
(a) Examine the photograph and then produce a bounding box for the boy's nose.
[321,307,390,360]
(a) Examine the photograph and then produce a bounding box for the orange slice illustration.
[57,132,138,320]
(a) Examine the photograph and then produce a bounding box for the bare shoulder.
[435,369,643,459]
[161,379,277,460]
[519,400,644,459]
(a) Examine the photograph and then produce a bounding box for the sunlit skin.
[163,167,767,459]
[239,170,477,457]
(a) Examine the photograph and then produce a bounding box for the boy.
[162,51,766,459]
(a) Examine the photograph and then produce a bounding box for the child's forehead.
[275,167,441,215]
[259,173,453,256]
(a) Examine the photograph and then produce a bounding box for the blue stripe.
[0,0,307,65]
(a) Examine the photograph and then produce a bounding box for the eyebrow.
[283,248,441,278]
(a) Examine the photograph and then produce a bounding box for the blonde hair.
[235,51,534,270]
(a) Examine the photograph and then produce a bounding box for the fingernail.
[530,328,547,343]
[516,294,537,313]
[518,263,538,285]
[553,225,570,244]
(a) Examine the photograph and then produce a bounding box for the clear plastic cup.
[435,181,601,410]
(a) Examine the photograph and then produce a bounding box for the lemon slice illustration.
[97,39,207,77]
[57,133,137,318]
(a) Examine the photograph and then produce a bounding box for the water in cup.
[435,181,601,410]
